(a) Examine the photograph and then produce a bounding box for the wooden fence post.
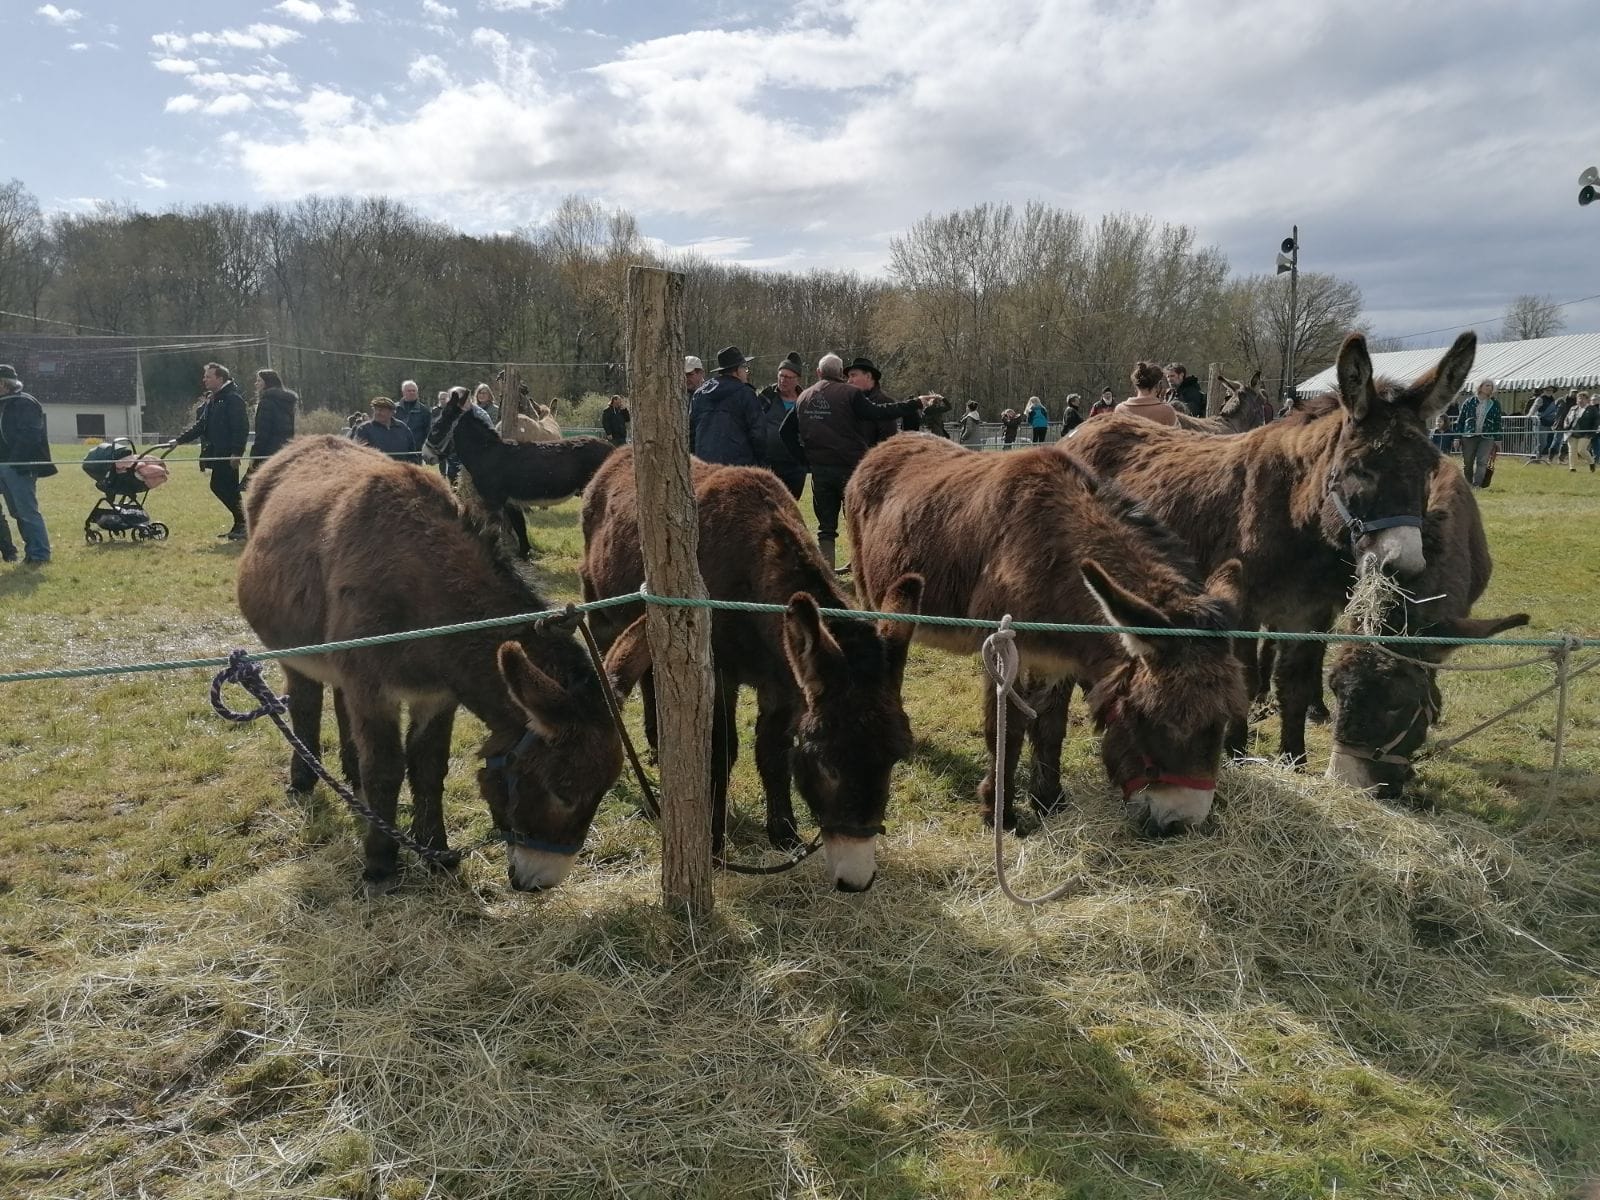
[1205,362,1223,417]
[499,365,528,443]
[626,265,715,916]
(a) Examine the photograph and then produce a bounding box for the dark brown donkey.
[1067,332,1477,764]
[580,449,924,892]
[237,436,623,892]
[1326,456,1528,797]
[846,435,1248,835]
[1172,370,1274,435]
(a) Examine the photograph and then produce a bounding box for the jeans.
[810,465,850,542]
[0,465,50,562]
[1031,426,1047,443]
[1459,436,1490,487]
[208,460,246,527]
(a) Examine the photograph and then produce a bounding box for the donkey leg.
[709,677,737,855]
[283,666,323,797]
[1305,643,1330,724]
[1254,638,1276,707]
[347,698,408,888]
[1226,639,1255,757]
[753,685,799,850]
[332,688,361,791]
[1026,677,1071,818]
[977,684,1029,832]
[405,700,458,869]
[504,503,532,559]
[1273,640,1321,769]
[640,669,660,764]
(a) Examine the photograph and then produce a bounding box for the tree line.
[2,178,1369,427]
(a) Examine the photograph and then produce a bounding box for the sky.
[6,0,1600,347]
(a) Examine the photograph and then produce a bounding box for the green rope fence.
[1,589,1596,686]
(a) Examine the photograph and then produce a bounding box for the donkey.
[581,449,924,892]
[1067,332,1478,765]
[237,436,624,892]
[846,436,1248,836]
[1325,455,1529,797]
[1174,370,1274,435]
[424,386,613,557]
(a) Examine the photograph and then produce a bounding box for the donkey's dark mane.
[457,501,551,609]
[1057,451,1201,584]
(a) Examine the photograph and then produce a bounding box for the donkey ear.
[874,572,924,686]
[498,641,567,738]
[1426,612,1530,645]
[1404,331,1478,422]
[783,592,844,701]
[1248,369,1263,390]
[1201,558,1245,620]
[1080,558,1172,658]
[601,614,652,698]
[1336,332,1379,423]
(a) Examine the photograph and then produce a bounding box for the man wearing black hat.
[0,362,56,565]
[846,356,920,440]
[758,353,807,498]
[689,346,766,467]
[781,353,922,569]
[353,396,419,459]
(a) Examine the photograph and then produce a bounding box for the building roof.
[0,334,138,408]
[1297,331,1600,397]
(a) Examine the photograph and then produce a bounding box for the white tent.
[1296,331,1600,397]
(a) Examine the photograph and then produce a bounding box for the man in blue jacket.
[689,346,765,466]
[0,363,55,565]
[353,397,419,459]
[174,361,250,540]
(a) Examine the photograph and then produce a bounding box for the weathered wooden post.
[626,265,715,916]
[499,365,530,443]
[1205,362,1223,417]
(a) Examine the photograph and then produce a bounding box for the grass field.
[2,442,1598,1199]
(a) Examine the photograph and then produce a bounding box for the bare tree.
[1501,293,1566,341]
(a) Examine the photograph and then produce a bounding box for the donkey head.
[480,640,624,891]
[783,573,923,892]
[423,385,475,464]
[1325,332,1476,577]
[1326,611,1528,798]
[1081,558,1249,834]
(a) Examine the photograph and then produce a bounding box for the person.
[1059,393,1084,438]
[245,368,297,485]
[780,352,921,568]
[1088,387,1116,418]
[1165,362,1206,417]
[920,392,951,438]
[353,396,419,459]
[1527,389,1558,464]
[0,362,55,565]
[684,355,706,405]
[601,393,631,447]
[1431,413,1456,453]
[757,353,807,498]
[1117,361,1180,425]
[1545,392,1578,463]
[846,356,918,439]
[344,412,365,437]
[957,399,983,443]
[1455,378,1502,488]
[394,379,431,455]
[1024,395,1049,443]
[474,382,500,426]
[174,361,250,540]
[689,346,765,466]
[1000,407,1023,446]
[1569,392,1598,472]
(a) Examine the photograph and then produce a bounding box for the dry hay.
[6,761,1599,1198]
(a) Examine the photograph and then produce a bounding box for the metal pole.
[1285,225,1299,401]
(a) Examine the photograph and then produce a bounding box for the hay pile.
[6,761,1599,1198]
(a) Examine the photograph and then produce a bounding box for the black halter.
[483,728,585,856]
[1325,468,1425,557]
[1332,690,1439,768]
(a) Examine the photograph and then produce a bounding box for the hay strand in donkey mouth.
[1340,565,1442,637]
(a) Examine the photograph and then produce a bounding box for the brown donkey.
[846,435,1248,835]
[1325,455,1528,797]
[237,436,623,892]
[1067,332,1477,763]
[580,449,924,892]
[1172,370,1274,435]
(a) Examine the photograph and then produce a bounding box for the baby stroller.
[82,439,175,544]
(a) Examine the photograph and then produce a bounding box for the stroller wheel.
[148,523,168,541]
[85,529,103,544]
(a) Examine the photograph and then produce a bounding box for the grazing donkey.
[847,435,1248,836]
[581,450,924,892]
[237,436,623,892]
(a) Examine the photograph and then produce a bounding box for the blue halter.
[483,728,584,857]
[1325,472,1424,556]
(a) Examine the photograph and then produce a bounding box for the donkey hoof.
[361,867,403,898]
[1030,786,1067,818]
[981,805,1019,833]
[1307,701,1331,725]
[766,820,802,852]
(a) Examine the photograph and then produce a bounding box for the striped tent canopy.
[1297,331,1600,397]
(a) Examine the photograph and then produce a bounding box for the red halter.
[1100,699,1217,799]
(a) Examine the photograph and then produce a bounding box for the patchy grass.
[1,444,1597,1199]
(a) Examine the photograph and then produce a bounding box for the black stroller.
[82,439,175,544]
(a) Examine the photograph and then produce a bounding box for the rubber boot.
[818,537,836,570]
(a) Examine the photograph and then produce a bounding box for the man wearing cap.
[684,356,706,406]
[781,353,922,569]
[353,397,419,460]
[0,363,56,565]
[174,361,251,540]
[846,356,920,440]
[689,346,765,468]
[758,352,807,498]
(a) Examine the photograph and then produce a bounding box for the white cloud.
[189,71,295,92]
[139,172,169,189]
[36,4,82,24]
[151,23,302,54]
[480,0,563,11]
[164,94,202,113]
[275,0,359,23]
[407,53,450,86]
[68,41,88,51]
[153,57,199,73]
[422,0,457,17]
[204,94,255,116]
[294,87,358,127]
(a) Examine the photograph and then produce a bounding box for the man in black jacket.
[781,352,921,569]
[394,380,431,456]
[847,355,921,439]
[174,361,250,539]
[0,363,56,565]
[601,394,631,447]
[353,397,419,459]
[757,353,806,498]
[1164,362,1206,417]
[689,346,765,466]
[245,368,297,486]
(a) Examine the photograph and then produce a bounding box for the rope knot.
[533,602,583,633]
[209,649,288,723]
[981,616,1036,721]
